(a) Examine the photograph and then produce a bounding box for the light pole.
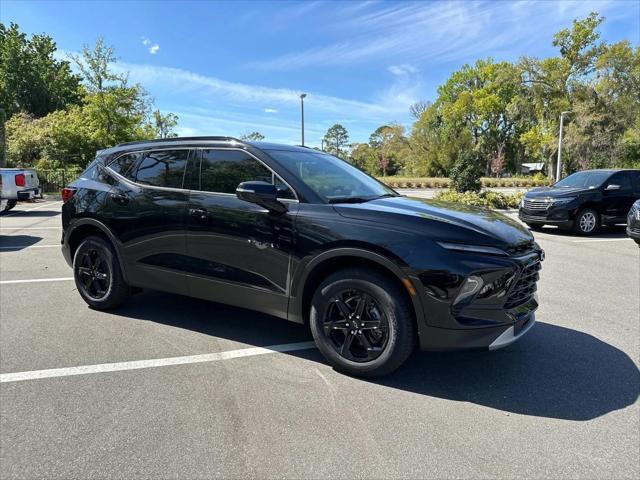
[321,139,324,151]
[556,111,570,181]
[300,93,307,146]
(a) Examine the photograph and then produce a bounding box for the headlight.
[453,276,484,306]
[551,197,576,205]
[437,242,508,256]
[520,197,525,208]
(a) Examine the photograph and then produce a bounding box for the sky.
[2,0,639,147]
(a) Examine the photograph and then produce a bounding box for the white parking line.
[0,226,62,230]
[0,245,59,250]
[1,202,61,217]
[0,341,317,383]
[573,238,631,243]
[0,277,73,285]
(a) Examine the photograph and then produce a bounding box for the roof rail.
[115,136,244,148]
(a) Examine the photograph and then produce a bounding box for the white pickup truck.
[0,168,42,212]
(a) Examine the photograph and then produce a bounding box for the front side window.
[199,149,294,198]
[607,172,632,190]
[129,149,189,189]
[265,149,396,203]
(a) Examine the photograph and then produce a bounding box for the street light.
[556,111,570,181]
[300,93,307,146]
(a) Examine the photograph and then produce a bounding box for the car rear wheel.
[4,199,16,211]
[73,235,130,309]
[574,208,599,235]
[309,268,416,377]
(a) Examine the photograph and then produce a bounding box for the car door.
[602,172,634,222]
[104,148,192,295]
[184,148,298,319]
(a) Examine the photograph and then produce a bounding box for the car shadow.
[111,291,639,422]
[530,224,629,239]
[0,235,43,250]
[0,210,60,218]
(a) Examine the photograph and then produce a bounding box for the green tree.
[152,110,178,138]
[323,124,349,158]
[0,22,82,118]
[240,131,265,141]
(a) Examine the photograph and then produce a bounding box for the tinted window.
[199,149,294,198]
[554,171,611,189]
[608,172,632,190]
[108,153,140,176]
[630,171,640,191]
[130,150,189,188]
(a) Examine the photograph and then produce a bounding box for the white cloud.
[252,0,620,70]
[264,108,278,113]
[141,36,160,54]
[388,64,418,76]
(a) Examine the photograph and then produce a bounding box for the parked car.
[519,169,640,235]
[0,175,7,212]
[61,137,544,377]
[0,168,42,211]
[627,199,640,245]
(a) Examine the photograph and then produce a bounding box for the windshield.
[554,171,611,189]
[265,149,397,202]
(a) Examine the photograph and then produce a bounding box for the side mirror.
[605,184,621,191]
[236,181,287,213]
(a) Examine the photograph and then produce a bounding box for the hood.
[525,186,594,199]
[334,196,533,249]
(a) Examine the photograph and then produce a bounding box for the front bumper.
[626,225,640,241]
[518,203,578,228]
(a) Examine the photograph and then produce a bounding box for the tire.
[4,199,17,211]
[574,208,600,235]
[309,268,416,377]
[73,235,130,310]
[526,223,544,230]
[634,239,640,246]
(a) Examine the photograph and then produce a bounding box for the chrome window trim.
[105,146,299,202]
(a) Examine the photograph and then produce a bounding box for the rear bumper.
[17,188,40,200]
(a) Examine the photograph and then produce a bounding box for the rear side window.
[108,153,141,176]
[129,149,190,189]
[199,150,273,194]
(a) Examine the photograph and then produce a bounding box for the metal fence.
[37,169,82,193]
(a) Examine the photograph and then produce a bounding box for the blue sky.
[2,0,639,147]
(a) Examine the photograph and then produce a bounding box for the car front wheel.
[73,235,130,309]
[574,208,599,235]
[309,268,416,377]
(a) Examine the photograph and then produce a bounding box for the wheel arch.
[289,248,426,338]
[66,218,129,282]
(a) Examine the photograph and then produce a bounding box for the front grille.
[523,198,550,211]
[504,258,541,309]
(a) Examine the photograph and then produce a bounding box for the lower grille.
[504,258,541,309]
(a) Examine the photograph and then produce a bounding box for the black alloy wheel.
[322,289,390,363]
[310,268,415,377]
[74,235,131,309]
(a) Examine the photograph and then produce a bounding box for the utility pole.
[556,111,570,181]
[300,93,306,146]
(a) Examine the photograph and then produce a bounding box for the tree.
[0,22,82,118]
[152,110,178,138]
[323,124,349,158]
[240,131,265,141]
[369,124,408,176]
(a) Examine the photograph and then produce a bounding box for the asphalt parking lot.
[1,199,639,479]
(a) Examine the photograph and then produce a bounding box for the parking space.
[1,200,639,479]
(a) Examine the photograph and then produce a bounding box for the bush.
[449,151,482,193]
[380,175,549,189]
[434,190,524,209]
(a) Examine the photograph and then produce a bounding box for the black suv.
[519,169,640,235]
[62,137,543,377]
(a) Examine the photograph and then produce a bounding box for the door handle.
[110,192,129,205]
[189,207,208,220]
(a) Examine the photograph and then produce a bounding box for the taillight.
[61,187,77,203]
[15,173,25,187]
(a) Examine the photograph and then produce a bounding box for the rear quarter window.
[108,153,141,177]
